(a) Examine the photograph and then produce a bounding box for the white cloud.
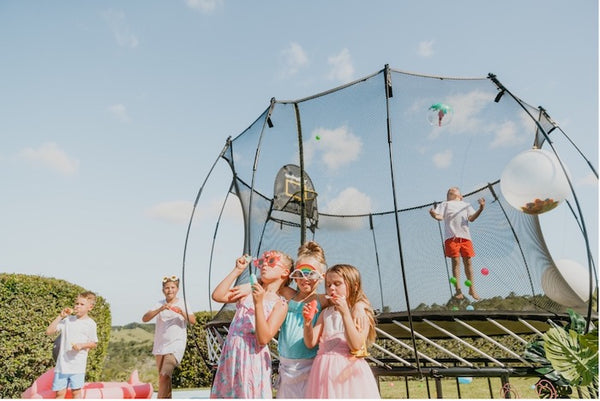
[279,42,309,77]
[432,149,453,168]
[324,187,372,215]
[108,103,131,122]
[146,201,194,224]
[306,125,362,170]
[318,187,372,230]
[18,142,79,175]
[418,40,434,57]
[327,48,354,83]
[577,172,598,187]
[490,120,520,148]
[104,9,139,48]
[185,0,223,13]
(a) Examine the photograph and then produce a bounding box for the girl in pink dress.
[210,251,292,399]
[303,264,380,399]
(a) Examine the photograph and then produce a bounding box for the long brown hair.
[326,264,376,345]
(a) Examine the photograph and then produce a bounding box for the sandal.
[453,289,464,300]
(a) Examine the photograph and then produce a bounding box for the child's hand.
[478,198,486,208]
[72,343,81,351]
[251,281,266,305]
[227,285,251,302]
[60,307,73,318]
[328,294,350,315]
[234,254,251,273]
[169,305,183,315]
[302,299,318,321]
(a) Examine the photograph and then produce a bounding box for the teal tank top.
[278,298,321,359]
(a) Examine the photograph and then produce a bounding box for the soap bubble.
[427,103,453,127]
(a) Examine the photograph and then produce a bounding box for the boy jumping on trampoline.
[430,187,485,300]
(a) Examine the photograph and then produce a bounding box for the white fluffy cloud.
[432,149,453,168]
[280,42,309,77]
[418,40,434,57]
[185,0,223,13]
[18,142,80,175]
[108,103,131,122]
[323,187,372,215]
[490,120,519,148]
[327,48,354,83]
[104,9,139,48]
[306,125,362,170]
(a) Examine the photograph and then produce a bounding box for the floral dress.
[210,294,285,398]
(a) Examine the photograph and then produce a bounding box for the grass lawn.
[378,376,540,399]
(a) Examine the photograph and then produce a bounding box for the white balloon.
[500,149,570,215]
[541,259,592,307]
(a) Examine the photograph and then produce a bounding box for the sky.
[1,0,598,326]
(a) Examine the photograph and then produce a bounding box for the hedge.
[0,273,111,398]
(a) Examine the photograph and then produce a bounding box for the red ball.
[481,267,489,276]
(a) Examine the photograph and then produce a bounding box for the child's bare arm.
[46,308,71,335]
[469,198,486,222]
[303,307,324,349]
[212,255,250,303]
[254,293,288,346]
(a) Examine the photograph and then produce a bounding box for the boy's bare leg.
[55,389,67,399]
[451,257,463,299]
[463,256,480,300]
[71,389,83,399]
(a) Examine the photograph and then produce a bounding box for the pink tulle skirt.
[305,337,380,399]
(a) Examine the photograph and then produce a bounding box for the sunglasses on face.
[253,251,281,269]
[162,275,179,283]
[289,264,323,280]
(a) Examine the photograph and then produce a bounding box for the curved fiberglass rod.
[490,74,597,332]
[181,138,231,321]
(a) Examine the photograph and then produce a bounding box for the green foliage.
[173,311,217,388]
[100,326,156,386]
[0,273,111,398]
[524,308,598,398]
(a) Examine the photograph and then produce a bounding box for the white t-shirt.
[55,316,98,374]
[434,199,476,240]
[151,298,192,363]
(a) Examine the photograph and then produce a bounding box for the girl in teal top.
[277,241,329,398]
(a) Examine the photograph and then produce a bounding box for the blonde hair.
[297,241,327,269]
[326,264,376,345]
[285,241,327,287]
[78,291,96,306]
[273,250,294,290]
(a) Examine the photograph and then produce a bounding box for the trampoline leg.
[501,374,511,399]
[434,377,443,399]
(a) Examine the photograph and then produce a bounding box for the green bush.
[0,273,111,398]
[173,311,217,388]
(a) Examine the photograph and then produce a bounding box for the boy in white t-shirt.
[46,291,98,398]
[142,275,196,398]
[430,187,485,300]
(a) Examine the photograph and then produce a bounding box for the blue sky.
[1,0,597,325]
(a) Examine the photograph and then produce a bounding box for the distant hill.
[100,323,157,388]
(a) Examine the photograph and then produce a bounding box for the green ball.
[464,280,472,287]
[449,277,457,285]
[315,135,321,140]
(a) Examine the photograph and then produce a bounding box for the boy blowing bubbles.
[46,292,98,399]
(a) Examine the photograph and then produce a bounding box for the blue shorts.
[52,372,85,391]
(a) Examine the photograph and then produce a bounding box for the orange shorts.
[444,237,475,258]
